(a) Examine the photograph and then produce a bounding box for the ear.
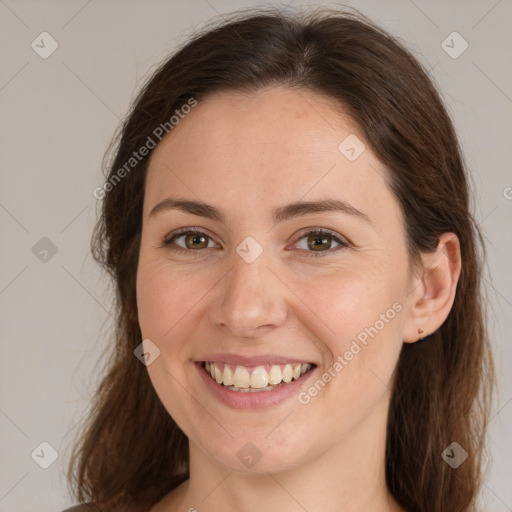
[403,232,462,343]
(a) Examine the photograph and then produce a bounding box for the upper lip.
[196,353,317,366]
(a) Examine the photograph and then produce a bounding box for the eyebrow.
[148,197,372,225]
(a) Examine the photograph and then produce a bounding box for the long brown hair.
[67,6,495,511]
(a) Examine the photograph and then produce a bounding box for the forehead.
[150,86,360,158]
[144,86,398,227]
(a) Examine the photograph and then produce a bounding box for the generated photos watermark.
[298,301,403,405]
[93,97,197,200]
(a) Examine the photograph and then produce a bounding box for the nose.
[208,249,288,339]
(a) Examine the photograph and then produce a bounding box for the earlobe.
[403,233,462,344]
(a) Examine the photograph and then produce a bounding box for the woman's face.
[136,86,414,473]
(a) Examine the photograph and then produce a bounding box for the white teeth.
[250,366,268,389]
[222,365,233,386]
[204,361,313,391]
[282,364,293,383]
[233,365,250,388]
[214,365,223,384]
[268,365,282,385]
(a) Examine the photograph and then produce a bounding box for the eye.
[161,227,349,256]
[291,228,349,257]
[162,228,218,252]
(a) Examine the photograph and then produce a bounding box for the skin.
[137,86,461,512]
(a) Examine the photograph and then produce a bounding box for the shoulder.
[61,504,138,512]
[61,506,92,512]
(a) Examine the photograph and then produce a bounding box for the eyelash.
[161,227,349,257]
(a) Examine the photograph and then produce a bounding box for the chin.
[200,433,311,474]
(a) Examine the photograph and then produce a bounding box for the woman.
[65,6,494,512]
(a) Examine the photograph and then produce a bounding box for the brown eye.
[293,229,349,256]
[163,229,216,251]
[307,233,333,251]
[183,232,209,249]
[163,227,348,257]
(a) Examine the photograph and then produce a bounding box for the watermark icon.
[338,133,366,161]
[441,441,468,468]
[237,442,262,468]
[31,31,59,59]
[503,186,512,200]
[93,97,197,200]
[298,301,403,404]
[236,236,264,263]
[441,32,468,59]
[31,441,59,469]
[32,237,58,263]
[134,338,161,366]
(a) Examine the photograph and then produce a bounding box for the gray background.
[0,1,511,511]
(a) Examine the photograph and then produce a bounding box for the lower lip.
[196,362,317,410]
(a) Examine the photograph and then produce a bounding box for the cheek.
[289,265,405,405]
[335,283,403,350]
[290,264,403,349]
[136,260,196,429]
[136,259,190,342]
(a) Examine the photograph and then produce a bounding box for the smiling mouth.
[202,361,316,392]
